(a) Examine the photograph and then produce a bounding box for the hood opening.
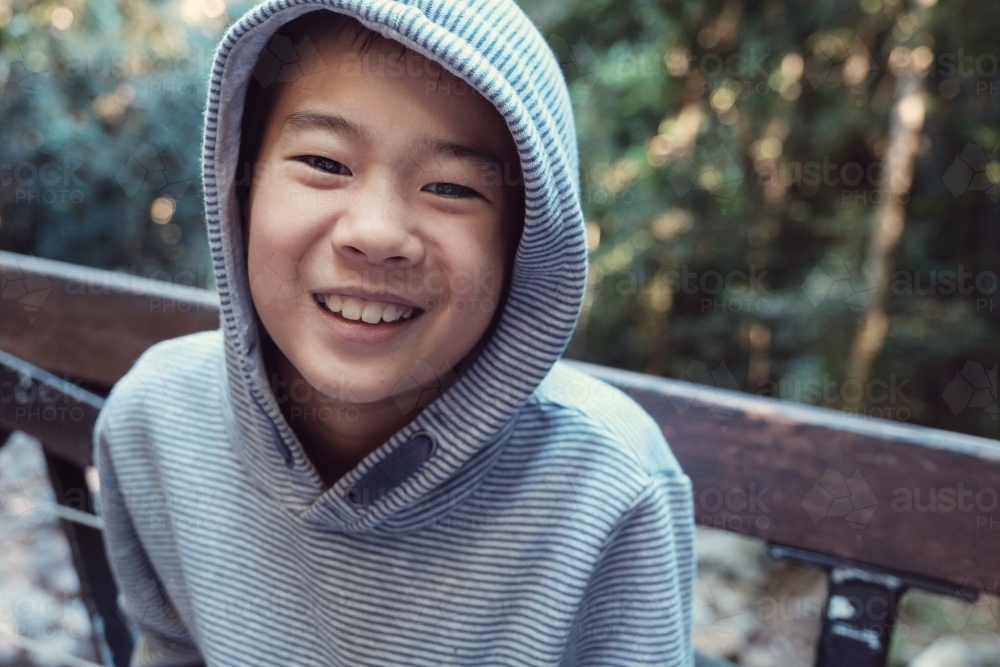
[205,0,585,531]
[234,8,525,387]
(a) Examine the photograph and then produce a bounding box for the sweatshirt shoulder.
[101,329,224,419]
[530,360,684,480]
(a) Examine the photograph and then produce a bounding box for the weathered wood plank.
[0,349,104,468]
[565,360,1000,588]
[0,250,218,386]
[1,251,997,587]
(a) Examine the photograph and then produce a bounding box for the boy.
[94,1,696,665]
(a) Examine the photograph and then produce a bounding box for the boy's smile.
[245,28,519,481]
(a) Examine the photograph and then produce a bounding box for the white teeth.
[320,294,418,324]
[341,298,362,320]
[324,294,343,313]
[361,302,382,324]
[382,304,400,322]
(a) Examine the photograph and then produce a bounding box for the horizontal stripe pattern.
[94,0,696,664]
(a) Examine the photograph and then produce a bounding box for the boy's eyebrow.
[282,109,505,170]
[423,138,503,170]
[282,110,373,143]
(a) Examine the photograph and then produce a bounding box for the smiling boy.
[94,1,696,665]
[242,19,522,486]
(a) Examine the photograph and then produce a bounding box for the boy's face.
[247,31,518,408]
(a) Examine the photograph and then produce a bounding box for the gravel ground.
[1,431,997,666]
[0,433,98,666]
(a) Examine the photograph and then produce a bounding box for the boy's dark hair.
[236,10,524,369]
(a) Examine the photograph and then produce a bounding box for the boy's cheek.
[247,247,308,310]
[251,156,292,189]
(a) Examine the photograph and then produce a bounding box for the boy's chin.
[299,366,437,410]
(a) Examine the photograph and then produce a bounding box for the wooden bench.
[1,249,997,667]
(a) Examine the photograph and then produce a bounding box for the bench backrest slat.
[1,250,997,588]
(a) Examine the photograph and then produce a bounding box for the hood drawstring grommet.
[346,430,436,507]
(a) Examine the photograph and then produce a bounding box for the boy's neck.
[263,341,420,489]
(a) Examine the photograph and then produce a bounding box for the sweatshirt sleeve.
[94,399,207,667]
[560,473,697,667]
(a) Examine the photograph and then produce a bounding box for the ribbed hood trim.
[202,0,587,532]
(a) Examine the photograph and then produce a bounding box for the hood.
[203,0,588,533]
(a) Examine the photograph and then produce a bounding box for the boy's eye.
[298,155,352,176]
[423,182,478,198]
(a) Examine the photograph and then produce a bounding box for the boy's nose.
[329,183,423,267]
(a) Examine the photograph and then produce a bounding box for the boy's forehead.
[304,28,458,91]
[269,25,518,161]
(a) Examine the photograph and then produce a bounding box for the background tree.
[0,0,996,434]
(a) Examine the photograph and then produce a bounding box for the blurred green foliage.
[0,0,251,282]
[0,0,997,443]
[523,0,998,440]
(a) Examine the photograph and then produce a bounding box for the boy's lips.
[312,293,426,346]
[313,286,422,310]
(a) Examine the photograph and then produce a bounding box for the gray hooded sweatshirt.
[94,0,696,665]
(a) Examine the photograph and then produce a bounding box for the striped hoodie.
[93,0,697,665]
